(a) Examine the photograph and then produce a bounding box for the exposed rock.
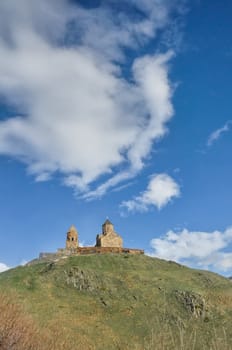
[174,290,206,318]
[64,266,108,293]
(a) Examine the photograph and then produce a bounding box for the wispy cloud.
[207,120,232,147]
[0,262,10,273]
[150,227,232,274]
[120,173,180,213]
[0,0,185,198]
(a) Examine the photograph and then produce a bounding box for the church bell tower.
[66,225,79,250]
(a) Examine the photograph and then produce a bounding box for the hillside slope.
[0,254,231,350]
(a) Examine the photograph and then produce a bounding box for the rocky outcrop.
[174,290,206,318]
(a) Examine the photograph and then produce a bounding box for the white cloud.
[0,262,10,273]
[20,260,28,266]
[120,173,180,213]
[150,227,232,273]
[0,260,28,273]
[0,0,184,198]
[207,120,232,147]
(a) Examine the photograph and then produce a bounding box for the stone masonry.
[96,219,123,248]
[66,225,79,249]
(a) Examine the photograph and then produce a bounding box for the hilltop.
[0,254,232,350]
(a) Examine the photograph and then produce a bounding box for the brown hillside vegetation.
[0,293,86,350]
[0,293,40,350]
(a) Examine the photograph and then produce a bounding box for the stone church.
[38,219,143,261]
[96,219,123,248]
[65,219,123,249]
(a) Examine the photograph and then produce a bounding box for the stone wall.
[77,247,144,255]
[38,247,144,261]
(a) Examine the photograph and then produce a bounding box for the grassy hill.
[0,254,232,350]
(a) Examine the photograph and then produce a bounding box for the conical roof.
[103,219,113,225]
[68,225,77,232]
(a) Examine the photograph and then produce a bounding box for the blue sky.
[0,0,232,276]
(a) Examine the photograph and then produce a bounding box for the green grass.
[0,254,231,349]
